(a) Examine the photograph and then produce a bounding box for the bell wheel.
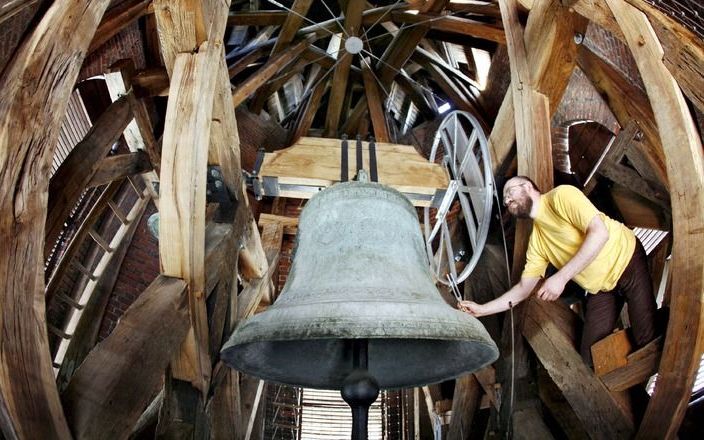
[423,111,494,287]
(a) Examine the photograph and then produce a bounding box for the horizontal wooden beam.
[87,151,153,188]
[391,11,506,44]
[227,10,288,26]
[61,275,189,439]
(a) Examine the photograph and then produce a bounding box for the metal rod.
[341,135,349,182]
[369,137,378,182]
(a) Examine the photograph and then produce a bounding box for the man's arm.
[536,215,609,301]
[459,276,541,317]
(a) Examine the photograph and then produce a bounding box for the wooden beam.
[600,337,662,392]
[227,10,288,26]
[603,2,704,438]
[87,151,153,188]
[572,0,704,115]
[447,374,481,439]
[61,275,190,440]
[0,1,111,436]
[88,0,151,53]
[595,121,670,209]
[391,11,506,44]
[271,0,314,56]
[132,67,170,97]
[45,93,133,258]
[488,0,585,173]
[425,61,483,119]
[104,59,162,197]
[446,0,502,18]
[361,60,391,142]
[228,46,266,79]
[153,0,207,76]
[249,57,309,114]
[232,39,310,108]
[324,0,365,137]
[576,45,668,186]
[523,299,634,437]
[290,73,328,144]
[159,49,217,391]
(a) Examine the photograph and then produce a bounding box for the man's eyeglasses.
[502,182,527,204]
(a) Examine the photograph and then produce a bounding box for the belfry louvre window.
[263,385,412,439]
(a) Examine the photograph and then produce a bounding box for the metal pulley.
[222,173,498,391]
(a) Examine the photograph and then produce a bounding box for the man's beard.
[510,197,533,218]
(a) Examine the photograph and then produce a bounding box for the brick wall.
[0,1,48,76]
[97,200,160,340]
[79,20,146,82]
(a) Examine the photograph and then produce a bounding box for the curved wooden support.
[604,0,704,438]
[0,0,110,437]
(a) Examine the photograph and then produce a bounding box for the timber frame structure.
[0,0,702,438]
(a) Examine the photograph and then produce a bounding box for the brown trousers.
[580,241,657,366]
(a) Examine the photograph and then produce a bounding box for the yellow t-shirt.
[521,185,635,293]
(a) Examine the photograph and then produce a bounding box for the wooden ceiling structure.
[0,0,702,438]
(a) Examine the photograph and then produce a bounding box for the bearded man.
[459,176,657,365]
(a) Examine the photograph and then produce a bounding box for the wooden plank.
[232,39,310,107]
[447,374,481,439]
[61,275,190,440]
[602,3,704,437]
[45,94,133,256]
[591,329,632,377]
[257,137,449,198]
[88,0,152,53]
[87,151,153,188]
[258,213,298,235]
[523,299,634,438]
[600,336,662,392]
[361,61,391,142]
[0,4,109,435]
[324,0,364,137]
[391,11,506,44]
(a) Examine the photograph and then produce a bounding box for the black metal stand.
[341,340,379,440]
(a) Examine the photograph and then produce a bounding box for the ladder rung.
[48,324,72,340]
[72,260,97,281]
[108,200,130,225]
[56,292,84,310]
[88,228,113,253]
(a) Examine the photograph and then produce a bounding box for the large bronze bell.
[222,173,499,392]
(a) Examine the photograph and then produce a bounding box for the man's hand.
[536,275,567,301]
[458,300,487,317]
